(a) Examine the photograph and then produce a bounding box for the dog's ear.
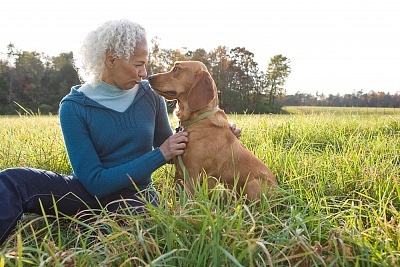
[188,70,215,111]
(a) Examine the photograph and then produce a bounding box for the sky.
[1,0,399,96]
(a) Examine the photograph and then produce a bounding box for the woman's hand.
[159,132,189,161]
[229,122,242,139]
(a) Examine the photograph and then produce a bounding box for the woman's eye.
[173,67,180,72]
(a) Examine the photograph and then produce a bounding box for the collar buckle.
[175,125,185,133]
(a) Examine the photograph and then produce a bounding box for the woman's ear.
[105,52,116,68]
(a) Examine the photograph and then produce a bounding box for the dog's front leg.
[172,157,185,191]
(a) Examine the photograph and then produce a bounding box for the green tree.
[148,37,168,74]
[188,48,210,68]
[0,60,9,110]
[228,47,259,112]
[0,44,19,113]
[208,46,230,110]
[266,54,291,106]
[44,52,80,113]
[148,37,189,75]
[13,51,46,111]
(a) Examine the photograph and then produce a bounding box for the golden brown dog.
[148,61,278,200]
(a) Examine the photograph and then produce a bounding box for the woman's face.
[102,43,149,90]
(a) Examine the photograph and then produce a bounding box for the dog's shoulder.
[208,110,229,128]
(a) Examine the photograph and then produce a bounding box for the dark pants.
[0,167,158,245]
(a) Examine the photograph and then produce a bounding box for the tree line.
[1,40,398,115]
[0,40,291,115]
[282,90,400,108]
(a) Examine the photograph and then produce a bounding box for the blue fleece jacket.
[59,80,173,198]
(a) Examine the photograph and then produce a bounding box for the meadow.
[0,106,399,266]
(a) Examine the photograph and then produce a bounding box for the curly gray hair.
[73,19,147,85]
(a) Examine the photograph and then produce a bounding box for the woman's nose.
[139,67,147,78]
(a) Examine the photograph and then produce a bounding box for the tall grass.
[0,108,399,266]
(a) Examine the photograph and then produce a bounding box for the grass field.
[282,106,400,115]
[0,106,399,266]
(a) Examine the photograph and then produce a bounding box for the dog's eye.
[172,67,180,72]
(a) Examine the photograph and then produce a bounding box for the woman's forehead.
[131,44,148,58]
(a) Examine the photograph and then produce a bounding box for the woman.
[0,19,240,245]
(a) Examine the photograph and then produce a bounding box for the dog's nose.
[147,75,154,80]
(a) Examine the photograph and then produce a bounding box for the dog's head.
[148,61,217,113]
